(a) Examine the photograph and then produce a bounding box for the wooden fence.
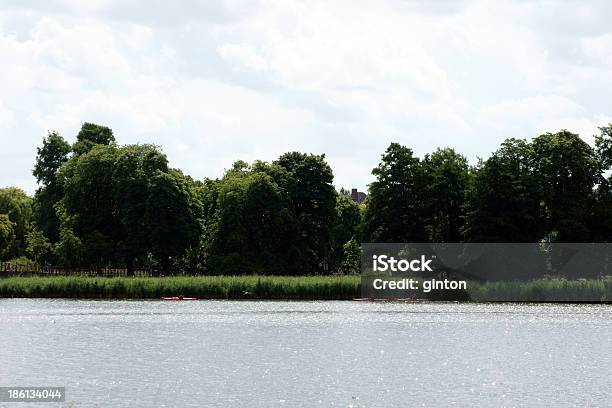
[0,262,203,277]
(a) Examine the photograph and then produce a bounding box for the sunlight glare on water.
[0,300,610,407]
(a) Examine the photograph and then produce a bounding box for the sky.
[1,0,612,194]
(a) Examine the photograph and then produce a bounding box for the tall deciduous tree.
[55,227,84,267]
[272,152,336,274]
[26,228,53,265]
[341,237,361,274]
[0,214,16,260]
[60,141,202,273]
[532,130,600,242]
[72,122,116,156]
[422,148,469,242]
[462,139,544,242]
[330,193,362,271]
[205,168,295,274]
[32,131,71,242]
[203,154,335,275]
[146,169,203,273]
[113,144,170,274]
[591,177,612,242]
[0,187,33,257]
[593,124,612,241]
[595,124,612,170]
[363,143,428,242]
[60,144,120,267]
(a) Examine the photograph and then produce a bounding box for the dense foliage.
[1,123,611,275]
[202,153,336,275]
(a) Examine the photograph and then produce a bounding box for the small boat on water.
[352,297,421,302]
[160,296,198,301]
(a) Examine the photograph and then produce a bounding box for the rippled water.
[0,300,610,407]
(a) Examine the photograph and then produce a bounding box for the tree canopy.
[462,139,543,242]
[363,143,429,242]
[0,187,33,258]
[204,153,336,275]
[1,122,611,277]
[72,122,116,156]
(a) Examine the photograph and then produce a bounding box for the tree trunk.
[161,257,170,276]
[126,257,135,277]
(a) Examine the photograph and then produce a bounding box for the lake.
[0,300,610,407]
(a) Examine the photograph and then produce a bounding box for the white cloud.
[218,43,268,72]
[480,95,581,125]
[581,33,612,67]
[477,94,612,149]
[1,0,612,194]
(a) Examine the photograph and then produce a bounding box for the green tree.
[532,130,600,242]
[113,144,170,274]
[462,139,543,242]
[146,170,203,273]
[0,187,33,257]
[33,186,64,243]
[272,152,337,274]
[60,140,203,272]
[72,122,116,156]
[363,143,428,242]
[595,124,612,170]
[0,214,16,260]
[593,125,612,241]
[26,228,53,264]
[422,148,469,242]
[54,227,84,267]
[32,131,71,242]
[341,237,361,274]
[33,131,72,185]
[591,176,612,242]
[203,154,335,276]
[205,169,295,274]
[330,193,362,271]
[60,144,120,267]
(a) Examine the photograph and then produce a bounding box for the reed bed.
[0,275,609,302]
[0,275,361,300]
[468,278,612,302]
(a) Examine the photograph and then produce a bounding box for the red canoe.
[160,296,198,301]
[352,297,420,302]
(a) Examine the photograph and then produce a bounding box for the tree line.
[1,123,611,275]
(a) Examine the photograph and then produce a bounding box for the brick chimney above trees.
[350,188,367,204]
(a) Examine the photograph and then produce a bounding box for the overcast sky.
[1,0,612,194]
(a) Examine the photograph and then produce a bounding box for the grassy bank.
[469,278,612,302]
[0,276,609,302]
[0,275,361,300]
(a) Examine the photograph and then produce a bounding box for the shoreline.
[2,298,610,305]
[0,275,610,303]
